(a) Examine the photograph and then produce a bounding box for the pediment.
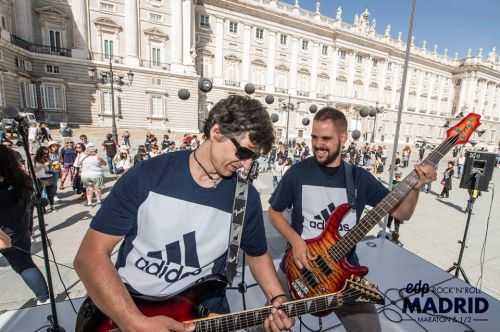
[94,17,122,31]
[144,27,169,39]
[224,54,241,62]
[275,64,289,71]
[298,68,310,75]
[251,59,267,67]
[35,6,67,18]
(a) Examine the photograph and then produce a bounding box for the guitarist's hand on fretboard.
[263,295,295,332]
[413,163,438,190]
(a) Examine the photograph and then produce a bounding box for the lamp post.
[358,102,383,143]
[88,56,134,143]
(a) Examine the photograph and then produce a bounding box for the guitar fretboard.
[194,290,349,332]
[328,134,459,260]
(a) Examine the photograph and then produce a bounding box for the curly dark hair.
[203,95,274,154]
[0,145,33,199]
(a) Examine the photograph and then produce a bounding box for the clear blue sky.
[283,0,500,58]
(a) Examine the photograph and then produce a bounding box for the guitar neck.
[193,291,347,331]
[331,135,459,259]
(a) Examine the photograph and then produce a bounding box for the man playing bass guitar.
[75,96,293,332]
[268,107,437,332]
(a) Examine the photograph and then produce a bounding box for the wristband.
[270,294,288,304]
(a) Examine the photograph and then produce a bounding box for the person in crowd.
[148,144,161,159]
[161,134,171,151]
[190,135,200,150]
[38,122,51,143]
[439,161,455,199]
[47,141,61,203]
[122,131,131,147]
[113,146,133,175]
[268,107,436,332]
[0,145,50,305]
[374,153,384,180]
[102,134,117,175]
[72,143,87,197]
[402,148,410,168]
[133,145,149,166]
[395,152,401,171]
[272,157,286,190]
[418,144,426,162]
[144,132,153,152]
[74,95,293,332]
[79,134,89,146]
[34,146,56,212]
[2,139,24,166]
[456,153,465,179]
[59,139,77,190]
[282,157,293,175]
[28,123,39,154]
[80,143,106,206]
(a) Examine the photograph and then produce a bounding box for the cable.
[13,246,75,270]
[476,183,494,290]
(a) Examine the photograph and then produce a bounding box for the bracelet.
[270,294,288,304]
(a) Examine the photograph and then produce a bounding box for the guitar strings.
[193,288,366,332]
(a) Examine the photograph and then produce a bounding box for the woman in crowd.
[47,141,61,201]
[80,144,106,206]
[113,146,133,175]
[59,139,77,190]
[149,144,161,159]
[72,143,87,197]
[0,145,50,305]
[34,146,57,212]
[439,161,455,198]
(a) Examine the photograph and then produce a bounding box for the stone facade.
[0,0,499,146]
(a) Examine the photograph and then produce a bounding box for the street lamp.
[358,102,383,143]
[88,57,134,143]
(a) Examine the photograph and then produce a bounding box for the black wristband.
[270,294,288,304]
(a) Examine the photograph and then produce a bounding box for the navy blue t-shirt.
[91,150,267,298]
[269,158,389,263]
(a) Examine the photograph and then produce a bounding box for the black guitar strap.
[344,161,357,209]
[224,161,259,285]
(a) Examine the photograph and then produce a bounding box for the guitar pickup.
[315,256,332,276]
[301,269,320,288]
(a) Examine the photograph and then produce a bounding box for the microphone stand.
[14,118,64,331]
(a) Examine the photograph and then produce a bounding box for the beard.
[313,140,341,166]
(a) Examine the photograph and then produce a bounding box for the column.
[14,0,33,42]
[329,47,338,96]
[182,0,195,71]
[426,74,436,112]
[170,0,183,72]
[391,63,400,109]
[214,17,225,85]
[377,59,387,102]
[362,55,372,99]
[289,37,299,95]
[436,76,444,112]
[457,75,469,113]
[241,24,251,86]
[310,42,319,98]
[69,0,89,59]
[125,0,139,65]
[487,83,496,117]
[415,70,424,111]
[266,31,276,93]
[346,51,356,98]
[467,74,478,111]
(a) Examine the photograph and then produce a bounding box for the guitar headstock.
[446,113,481,145]
[345,276,385,305]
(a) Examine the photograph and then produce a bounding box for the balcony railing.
[275,87,288,94]
[297,90,310,97]
[225,80,240,87]
[12,35,72,57]
[255,84,266,91]
[91,52,124,64]
[140,59,171,71]
[316,93,329,99]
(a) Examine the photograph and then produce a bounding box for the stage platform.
[1,237,498,331]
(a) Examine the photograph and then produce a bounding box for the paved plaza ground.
[0,129,499,315]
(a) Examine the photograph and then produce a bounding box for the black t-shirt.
[103,139,117,157]
[0,182,31,242]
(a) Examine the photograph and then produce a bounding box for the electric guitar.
[75,274,383,332]
[284,113,481,312]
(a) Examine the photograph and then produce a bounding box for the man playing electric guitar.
[75,96,294,332]
[268,107,437,332]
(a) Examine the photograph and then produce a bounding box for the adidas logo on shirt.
[134,231,203,283]
[308,202,351,233]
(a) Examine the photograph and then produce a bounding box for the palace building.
[0,0,499,147]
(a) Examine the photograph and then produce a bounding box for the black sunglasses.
[229,138,259,160]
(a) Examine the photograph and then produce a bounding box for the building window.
[255,28,264,40]
[302,40,309,51]
[41,84,65,111]
[338,49,346,59]
[99,2,114,11]
[356,55,363,64]
[151,46,161,66]
[200,15,210,27]
[387,62,393,72]
[198,56,213,78]
[19,81,37,109]
[251,64,266,88]
[101,90,112,115]
[322,45,328,56]
[45,64,60,73]
[150,13,163,23]
[229,21,238,34]
[1,16,6,30]
[150,95,165,119]
[104,39,114,59]
[49,30,62,51]
[280,34,287,46]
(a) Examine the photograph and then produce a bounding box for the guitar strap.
[343,161,357,209]
[224,161,259,285]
